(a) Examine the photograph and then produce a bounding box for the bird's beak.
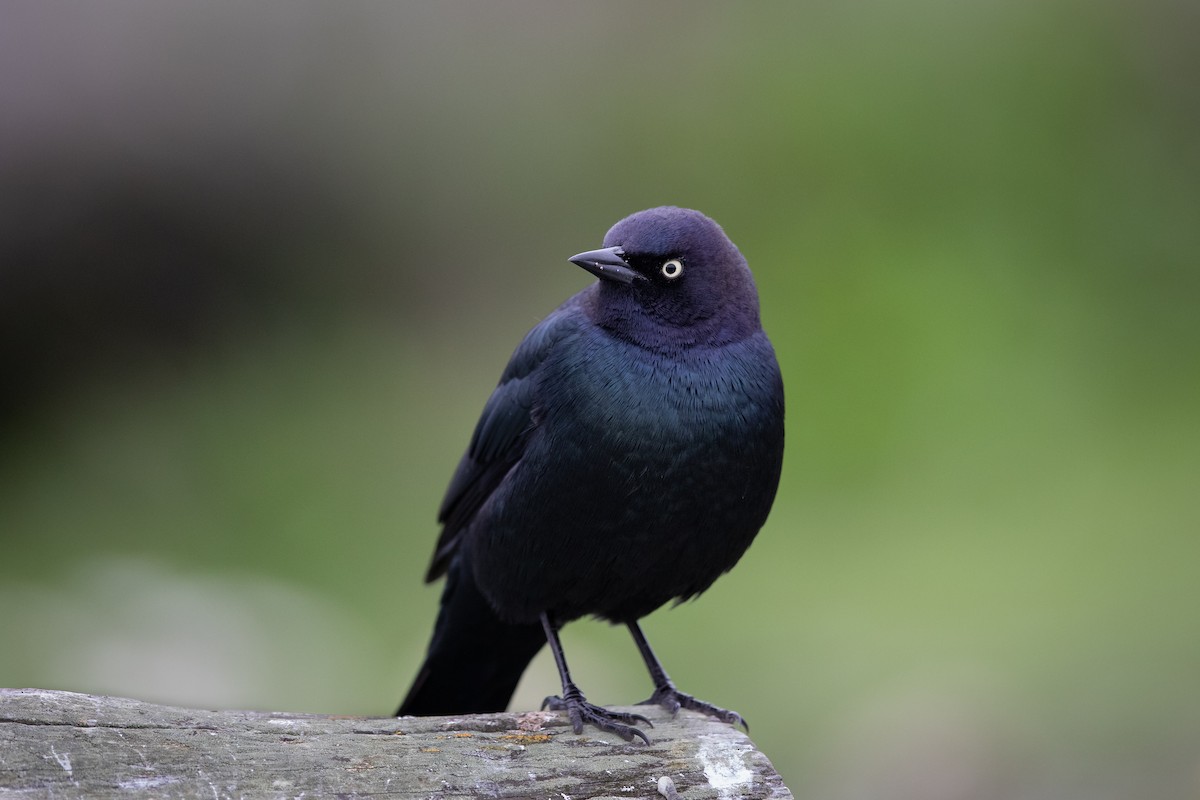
[569,246,639,285]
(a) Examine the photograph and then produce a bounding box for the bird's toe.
[542,694,652,744]
[639,686,747,730]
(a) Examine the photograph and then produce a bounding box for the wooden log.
[0,688,792,799]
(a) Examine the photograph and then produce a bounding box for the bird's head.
[570,207,763,349]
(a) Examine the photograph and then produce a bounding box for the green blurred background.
[2,2,1197,797]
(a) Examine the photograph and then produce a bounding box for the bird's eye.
[660,259,683,280]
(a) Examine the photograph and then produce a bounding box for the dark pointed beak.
[569,246,640,285]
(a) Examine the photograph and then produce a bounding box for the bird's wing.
[423,304,579,582]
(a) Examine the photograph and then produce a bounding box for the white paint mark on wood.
[698,732,754,800]
[117,775,181,791]
[49,746,72,775]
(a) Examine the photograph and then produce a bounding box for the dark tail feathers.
[398,561,546,716]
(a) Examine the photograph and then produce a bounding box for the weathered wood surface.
[0,689,792,800]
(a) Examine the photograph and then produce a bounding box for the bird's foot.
[542,687,652,744]
[638,683,747,730]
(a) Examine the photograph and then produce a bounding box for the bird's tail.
[397,560,546,716]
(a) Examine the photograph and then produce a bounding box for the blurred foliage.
[1,2,1197,797]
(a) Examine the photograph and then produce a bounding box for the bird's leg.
[627,620,748,730]
[539,613,652,744]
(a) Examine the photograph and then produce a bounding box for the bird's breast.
[469,329,784,624]
[528,331,787,537]
[542,334,777,449]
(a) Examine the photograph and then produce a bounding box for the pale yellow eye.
[661,259,683,280]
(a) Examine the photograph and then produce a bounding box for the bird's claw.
[638,685,748,730]
[542,694,653,744]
